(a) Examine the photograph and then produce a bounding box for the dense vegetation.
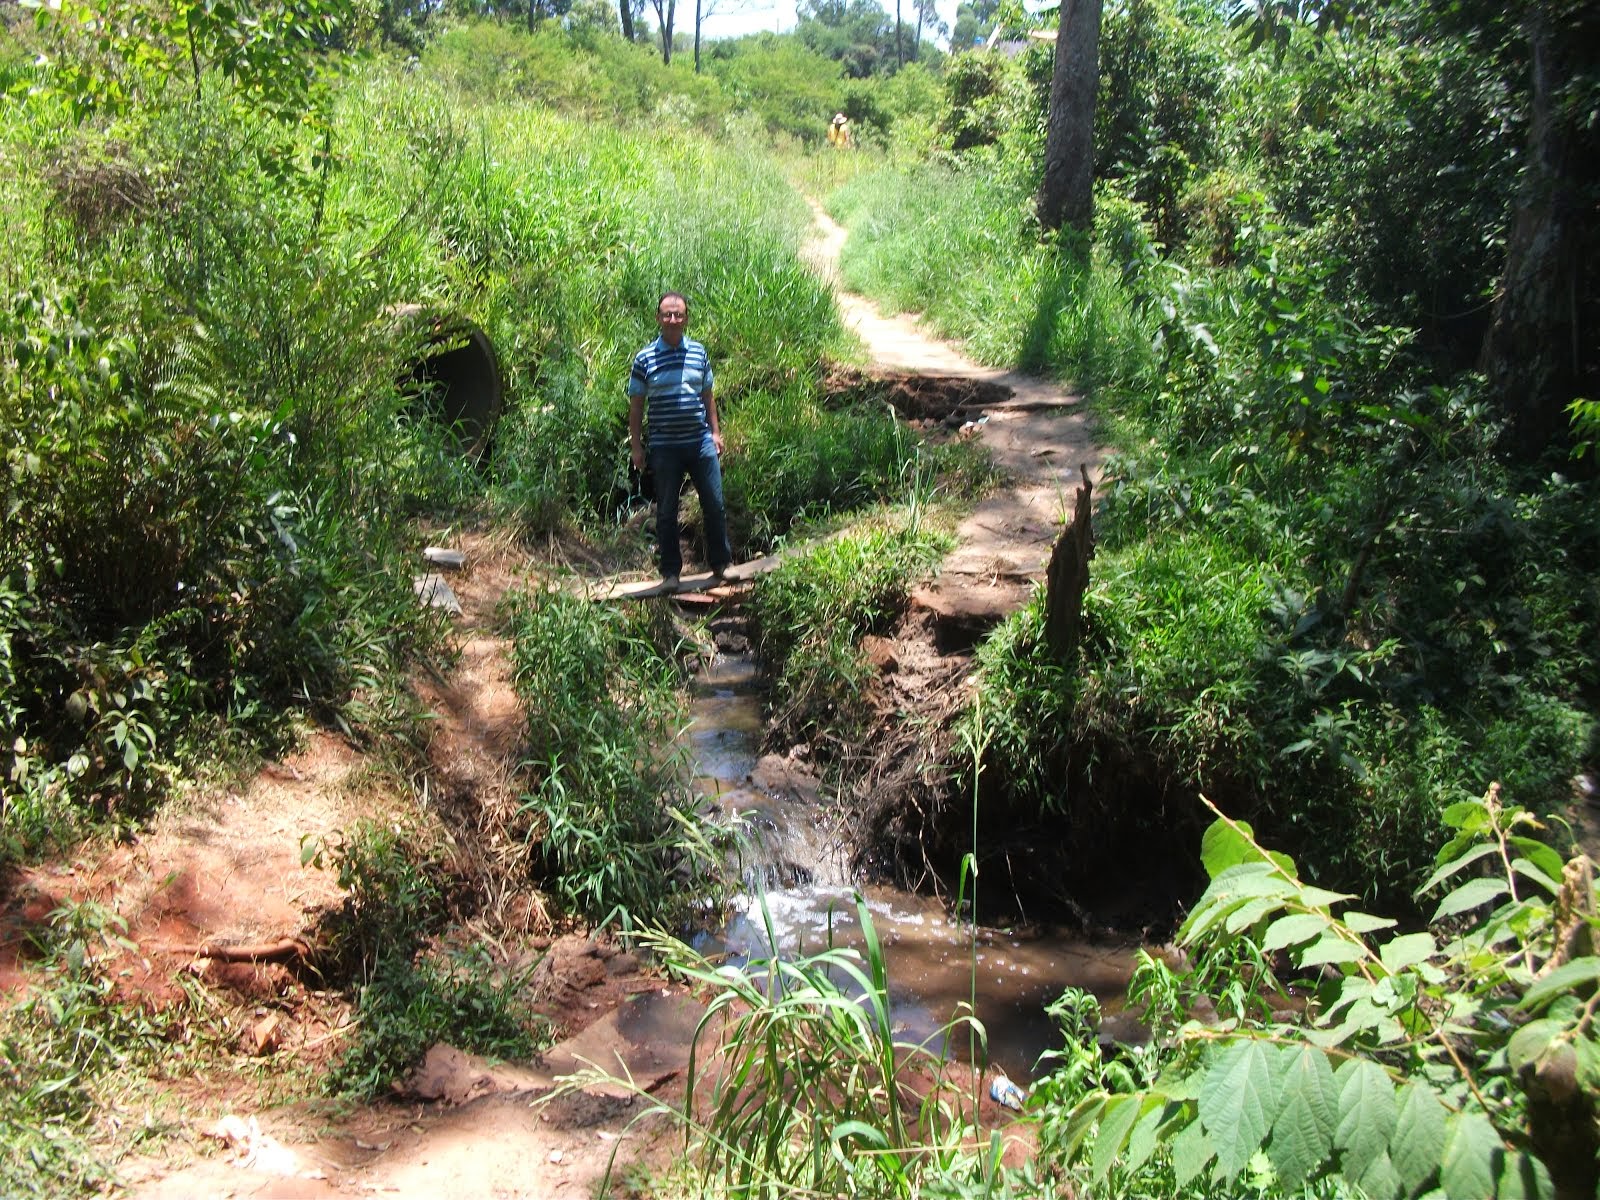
[1,0,1595,1196]
[836,0,1598,914]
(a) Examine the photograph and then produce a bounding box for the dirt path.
[806,202,1104,628]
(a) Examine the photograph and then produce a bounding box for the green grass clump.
[722,385,924,553]
[316,822,550,1100]
[752,514,952,743]
[1,901,220,1197]
[507,590,722,925]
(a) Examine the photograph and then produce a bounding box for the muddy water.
[686,654,1144,1084]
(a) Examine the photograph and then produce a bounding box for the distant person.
[628,291,732,592]
[827,112,851,148]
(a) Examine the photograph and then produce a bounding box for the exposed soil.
[1,202,1100,1197]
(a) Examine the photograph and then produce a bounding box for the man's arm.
[629,394,646,470]
[704,389,724,455]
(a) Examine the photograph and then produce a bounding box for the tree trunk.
[896,0,903,67]
[1037,0,1104,235]
[1478,0,1597,463]
[694,0,702,72]
[1044,469,1094,661]
[619,0,634,40]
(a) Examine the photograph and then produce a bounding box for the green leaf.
[1431,877,1509,922]
[1417,842,1499,894]
[1393,1082,1448,1196]
[1378,931,1437,974]
[1200,819,1295,878]
[1507,1019,1564,1071]
[1093,1094,1142,1179]
[1267,1045,1337,1187]
[1300,885,1354,909]
[1440,1112,1501,1200]
[1263,913,1328,952]
[1201,818,1258,877]
[1296,935,1365,969]
[1510,858,1561,896]
[1497,1151,1553,1200]
[1354,1149,1403,1200]
[1200,1040,1275,1181]
[1522,958,1600,1010]
[1170,1114,1214,1189]
[1440,798,1492,833]
[1342,910,1398,934]
[831,1120,888,1149]
[1225,895,1291,935]
[1334,1058,1397,1169]
[1122,1099,1167,1175]
[1507,837,1566,891]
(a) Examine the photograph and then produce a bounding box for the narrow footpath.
[805,201,1104,628]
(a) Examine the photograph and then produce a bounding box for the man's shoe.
[711,565,728,582]
[661,574,680,592]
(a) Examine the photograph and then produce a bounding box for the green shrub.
[1,901,219,1197]
[317,822,549,1100]
[752,515,951,743]
[507,589,721,925]
[425,21,727,130]
[704,34,845,143]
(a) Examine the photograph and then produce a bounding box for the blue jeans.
[651,436,730,578]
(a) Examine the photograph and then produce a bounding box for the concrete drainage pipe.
[392,305,504,461]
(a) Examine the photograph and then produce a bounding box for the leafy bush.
[721,384,920,553]
[703,33,845,143]
[1,901,220,1197]
[425,21,727,129]
[317,822,549,1100]
[1040,792,1599,1199]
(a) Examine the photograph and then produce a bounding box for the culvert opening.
[395,307,504,460]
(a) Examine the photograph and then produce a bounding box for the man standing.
[628,291,732,592]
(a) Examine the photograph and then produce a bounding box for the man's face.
[657,297,688,346]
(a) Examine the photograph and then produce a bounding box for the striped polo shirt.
[628,335,715,450]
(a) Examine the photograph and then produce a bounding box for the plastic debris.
[207,1114,302,1176]
[989,1072,1027,1111]
[423,546,466,570]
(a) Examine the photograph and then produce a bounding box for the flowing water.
[686,652,1146,1084]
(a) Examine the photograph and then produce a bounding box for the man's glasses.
[658,310,687,322]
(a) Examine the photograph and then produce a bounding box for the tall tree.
[619,0,635,39]
[1478,0,1599,462]
[692,0,751,71]
[646,0,677,62]
[1037,0,1103,233]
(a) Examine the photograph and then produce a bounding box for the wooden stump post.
[1045,468,1094,661]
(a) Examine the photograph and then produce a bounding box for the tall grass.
[751,511,953,745]
[563,908,1027,1200]
[828,160,1159,391]
[506,589,725,925]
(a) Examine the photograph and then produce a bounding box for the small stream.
[685,652,1145,1084]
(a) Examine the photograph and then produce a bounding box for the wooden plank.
[591,551,788,602]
